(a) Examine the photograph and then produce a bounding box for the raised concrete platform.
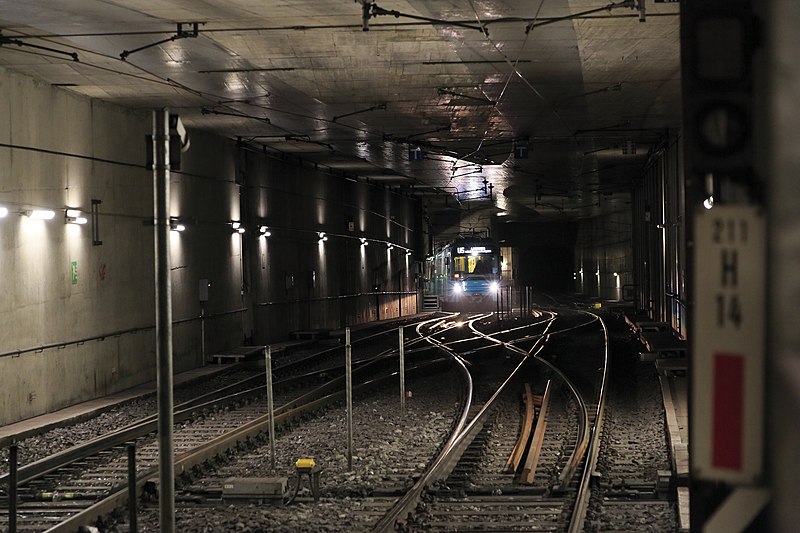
[656,357,690,533]
[640,330,687,358]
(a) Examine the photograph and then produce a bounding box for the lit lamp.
[24,209,56,220]
[259,226,271,237]
[360,237,368,246]
[65,208,88,225]
[170,218,186,232]
[231,221,245,234]
[318,232,328,242]
[0,206,8,217]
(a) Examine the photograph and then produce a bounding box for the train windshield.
[452,253,497,276]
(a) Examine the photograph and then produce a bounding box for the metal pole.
[153,108,175,533]
[9,444,17,533]
[265,346,276,471]
[398,326,405,416]
[345,327,353,471]
[200,305,206,367]
[128,443,138,533]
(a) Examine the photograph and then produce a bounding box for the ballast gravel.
[119,372,460,533]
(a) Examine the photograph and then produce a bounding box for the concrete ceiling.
[0,0,681,238]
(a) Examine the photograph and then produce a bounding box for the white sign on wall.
[692,205,765,484]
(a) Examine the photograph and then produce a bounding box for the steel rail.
[1,317,443,486]
[3,316,456,530]
[372,312,552,532]
[42,356,450,533]
[567,311,610,533]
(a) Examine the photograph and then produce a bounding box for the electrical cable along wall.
[0,66,420,426]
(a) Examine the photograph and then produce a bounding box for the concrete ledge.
[210,345,266,364]
[677,486,691,532]
[658,366,689,482]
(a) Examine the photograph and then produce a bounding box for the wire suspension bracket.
[0,31,79,61]
[120,22,201,61]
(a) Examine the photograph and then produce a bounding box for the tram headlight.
[453,281,464,293]
[489,281,500,294]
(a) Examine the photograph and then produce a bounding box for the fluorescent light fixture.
[24,209,56,220]
[0,206,8,217]
[65,208,88,225]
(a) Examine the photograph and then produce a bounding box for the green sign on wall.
[71,261,78,285]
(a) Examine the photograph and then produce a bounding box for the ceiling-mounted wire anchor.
[0,31,79,61]
[120,22,201,61]
[363,2,487,35]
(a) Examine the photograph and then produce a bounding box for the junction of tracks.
[0,304,687,533]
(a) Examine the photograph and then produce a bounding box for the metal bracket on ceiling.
[364,2,488,35]
[120,22,200,61]
[0,31,79,61]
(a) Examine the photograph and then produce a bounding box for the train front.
[448,241,501,310]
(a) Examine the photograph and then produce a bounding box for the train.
[424,236,503,311]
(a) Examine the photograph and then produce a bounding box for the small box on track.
[222,477,288,505]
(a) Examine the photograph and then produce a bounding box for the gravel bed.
[0,368,258,475]
[585,331,678,532]
[117,370,461,533]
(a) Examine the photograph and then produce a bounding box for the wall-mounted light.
[23,209,56,220]
[613,272,619,277]
[387,243,394,251]
[406,250,411,256]
[65,208,88,225]
[231,221,245,234]
[360,237,368,246]
[703,195,714,210]
[170,218,186,232]
[318,231,328,242]
[0,206,8,217]
[259,226,271,236]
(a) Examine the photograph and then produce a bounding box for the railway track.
[371,309,609,532]
[0,316,456,532]
[0,309,670,533]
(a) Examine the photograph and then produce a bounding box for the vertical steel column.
[200,305,206,367]
[9,444,17,533]
[128,443,138,533]
[153,108,175,533]
[398,326,405,416]
[265,346,276,471]
[345,327,353,470]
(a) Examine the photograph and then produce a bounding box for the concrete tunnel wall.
[0,66,420,426]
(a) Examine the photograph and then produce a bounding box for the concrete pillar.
[767,1,800,531]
